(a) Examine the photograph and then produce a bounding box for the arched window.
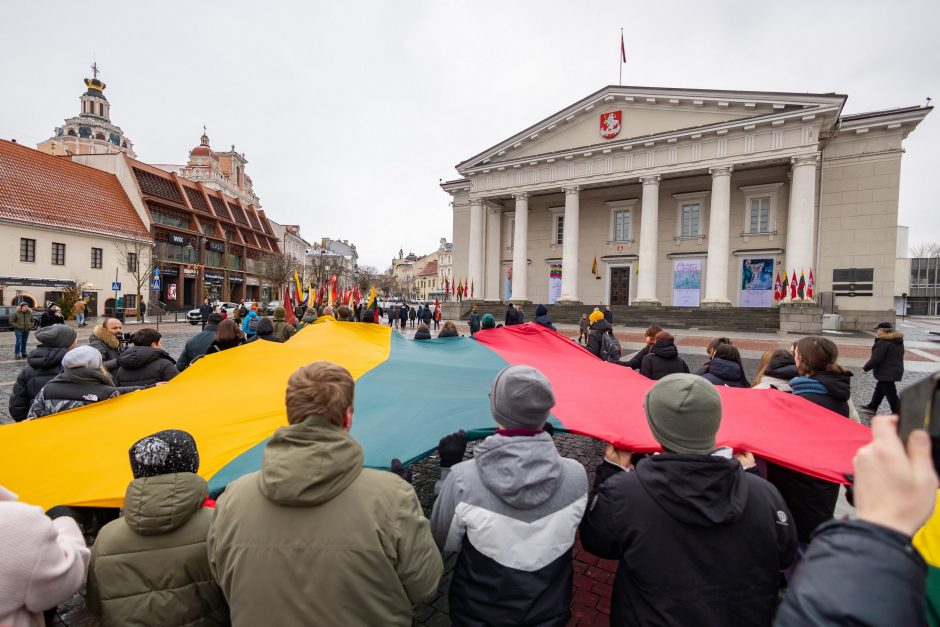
[95,132,106,141]
[98,102,103,116]
[67,129,77,136]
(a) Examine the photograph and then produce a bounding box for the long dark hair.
[714,343,750,387]
[215,319,244,345]
[794,336,847,377]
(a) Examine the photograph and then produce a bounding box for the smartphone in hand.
[898,372,940,472]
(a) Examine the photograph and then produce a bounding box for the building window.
[205,250,223,267]
[740,183,784,235]
[201,222,216,237]
[554,215,564,245]
[681,203,701,237]
[505,214,515,249]
[123,294,137,309]
[155,241,198,264]
[150,208,189,229]
[20,238,35,262]
[228,255,242,271]
[91,247,103,269]
[51,243,66,266]
[607,199,638,243]
[127,252,138,273]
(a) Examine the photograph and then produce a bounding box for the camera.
[898,372,940,473]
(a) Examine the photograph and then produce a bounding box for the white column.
[559,186,581,302]
[511,192,529,302]
[484,205,501,301]
[702,166,733,306]
[785,154,820,290]
[635,175,661,305]
[468,198,485,300]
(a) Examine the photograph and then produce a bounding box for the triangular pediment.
[457,85,845,172]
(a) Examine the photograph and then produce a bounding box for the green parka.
[207,415,443,627]
[10,308,33,332]
[86,473,229,627]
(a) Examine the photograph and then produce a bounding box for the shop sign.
[206,240,225,252]
[168,234,189,246]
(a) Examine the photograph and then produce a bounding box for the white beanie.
[61,345,102,370]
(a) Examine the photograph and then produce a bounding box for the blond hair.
[285,361,354,426]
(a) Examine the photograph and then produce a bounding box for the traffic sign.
[151,278,161,291]
[153,268,161,278]
[111,281,121,291]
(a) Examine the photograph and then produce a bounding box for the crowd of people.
[2,300,933,626]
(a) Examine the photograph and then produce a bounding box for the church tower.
[37,64,137,158]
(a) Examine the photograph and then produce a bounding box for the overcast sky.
[3,1,938,268]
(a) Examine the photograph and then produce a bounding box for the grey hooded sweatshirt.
[431,431,588,627]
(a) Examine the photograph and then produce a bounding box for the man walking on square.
[11,302,33,359]
[861,321,904,414]
[208,362,442,626]
[431,365,588,626]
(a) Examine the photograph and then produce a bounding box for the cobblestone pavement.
[1,318,930,624]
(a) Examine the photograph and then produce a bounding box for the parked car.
[186,301,239,325]
[265,300,281,315]
[0,306,41,331]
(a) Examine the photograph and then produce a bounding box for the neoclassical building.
[443,85,930,328]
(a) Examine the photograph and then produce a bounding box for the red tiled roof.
[417,260,439,277]
[0,140,150,240]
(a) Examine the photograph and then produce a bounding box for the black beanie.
[208,312,224,324]
[129,430,200,478]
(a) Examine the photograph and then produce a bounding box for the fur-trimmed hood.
[92,324,121,349]
[877,331,904,343]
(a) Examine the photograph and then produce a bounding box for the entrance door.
[83,293,98,318]
[610,267,631,306]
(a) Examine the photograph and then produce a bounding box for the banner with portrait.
[740,258,775,307]
[672,259,702,307]
[548,263,562,304]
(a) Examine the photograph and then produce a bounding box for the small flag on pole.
[807,269,815,299]
[774,273,783,301]
[592,256,598,275]
[797,270,806,300]
[790,271,798,300]
[620,29,627,63]
[781,273,789,300]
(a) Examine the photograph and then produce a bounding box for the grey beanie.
[35,324,77,348]
[61,345,102,370]
[644,373,722,455]
[489,365,555,430]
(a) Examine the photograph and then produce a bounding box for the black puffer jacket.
[414,327,432,340]
[765,354,798,381]
[774,520,925,626]
[767,370,851,543]
[580,454,796,626]
[9,344,69,420]
[700,358,747,388]
[115,346,179,387]
[586,319,613,358]
[862,331,904,382]
[246,318,284,343]
[176,322,219,372]
[639,340,690,380]
[625,344,651,370]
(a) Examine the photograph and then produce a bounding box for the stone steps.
[441,302,781,333]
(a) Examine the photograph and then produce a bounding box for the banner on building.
[504,263,513,301]
[741,258,775,307]
[167,284,177,301]
[548,263,562,304]
[672,259,702,307]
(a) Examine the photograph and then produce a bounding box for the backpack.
[600,332,622,362]
[247,316,260,332]
[239,306,248,318]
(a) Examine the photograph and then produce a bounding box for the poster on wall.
[672,259,702,307]
[741,258,775,307]
[548,263,562,304]
[504,264,513,301]
[168,283,177,301]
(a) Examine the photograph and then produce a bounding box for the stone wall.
[779,303,823,334]
[837,309,895,331]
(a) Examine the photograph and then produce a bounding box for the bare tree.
[257,251,302,299]
[911,242,940,258]
[378,267,398,297]
[354,264,378,293]
[115,239,155,321]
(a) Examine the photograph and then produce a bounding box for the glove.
[390,458,413,484]
[45,505,80,521]
[438,430,467,469]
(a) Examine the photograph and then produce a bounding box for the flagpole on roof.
[619,28,624,85]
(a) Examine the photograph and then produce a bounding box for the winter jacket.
[88,325,123,371]
[580,453,796,627]
[0,486,90,627]
[423,307,432,323]
[296,310,317,330]
[9,343,69,421]
[241,309,259,337]
[409,307,416,321]
[271,308,296,342]
[199,303,213,322]
[246,318,283,343]
[586,319,614,358]
[417,306,425,321]
[766,371,851,543]
[207,415,442,627]
[39,311,64,327]
[504,306,519,326]
[399,306,409,322]
[86,473,228,627]
[639,339,690,380]
[700,357,747,387]
[754,355,798,391]
[439,327,459,338]
[176,322,219,371]
[625,344,651,370]
[205,338,245,355]
[431,432,588,627]
[775,520,925,626]
[578,317,589,334]
[415,327,432,340]
[28,367,139,419]
[533,305,555,331]
[10,308,33,332]
[604,308,612,323]
[115,346,179,387]
[862,331,905,382]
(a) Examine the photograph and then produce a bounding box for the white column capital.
[513,191,530,201]
[641,175,661,186]
[708,165,734,177]
[469,197,485,207]
[486,205,502,215]
[563,185,581,195]
[791,154,820,168]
